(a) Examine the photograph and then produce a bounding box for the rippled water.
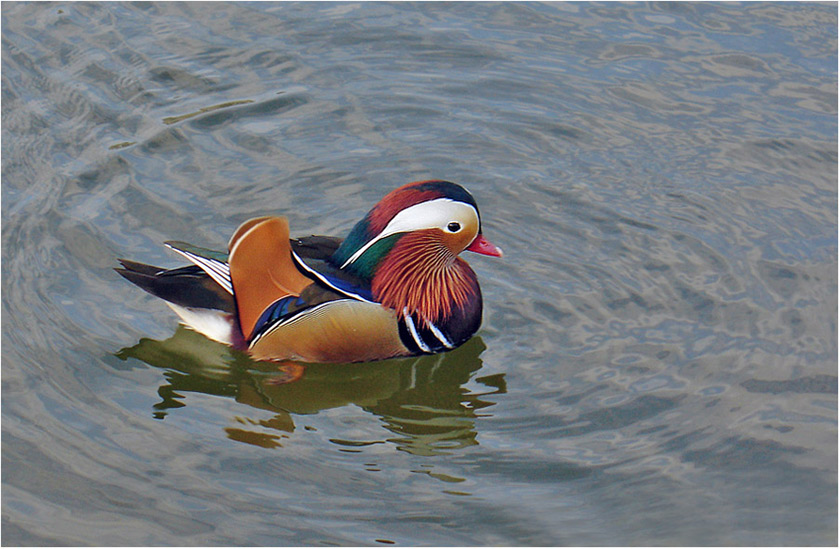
[2,2,837,545]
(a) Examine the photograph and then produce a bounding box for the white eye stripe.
[340,198,479,269]
[381,198,478,235]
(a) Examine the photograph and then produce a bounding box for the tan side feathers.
[228,216,312,340]
[249,299,409,363]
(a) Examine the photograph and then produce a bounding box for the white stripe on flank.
[424,317,454,349]
[403,307,431,353]
[248,300,350,347]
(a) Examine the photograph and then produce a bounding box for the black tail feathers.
[116,259,235,313]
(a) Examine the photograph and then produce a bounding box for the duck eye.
[447,222,461,232]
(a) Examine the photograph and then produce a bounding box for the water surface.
[2,2,837,545]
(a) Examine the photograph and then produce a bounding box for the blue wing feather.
[291,251,375,303]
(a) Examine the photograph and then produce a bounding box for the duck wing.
[125,223,407,361]
[226,216,315,340]
[115,259,235,313]
[290,240,375,303]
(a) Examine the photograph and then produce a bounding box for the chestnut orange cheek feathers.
[466,234,504,258]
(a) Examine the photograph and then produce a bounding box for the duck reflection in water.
[117,326,506,456]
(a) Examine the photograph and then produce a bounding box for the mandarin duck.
[116,180,502,363]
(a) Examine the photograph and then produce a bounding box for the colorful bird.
[116,180,503,363]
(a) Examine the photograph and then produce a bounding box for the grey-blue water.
[2,2,837,545]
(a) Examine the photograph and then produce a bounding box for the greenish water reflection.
[117,327,505,456]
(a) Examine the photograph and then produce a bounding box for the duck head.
[332,180,502,323]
